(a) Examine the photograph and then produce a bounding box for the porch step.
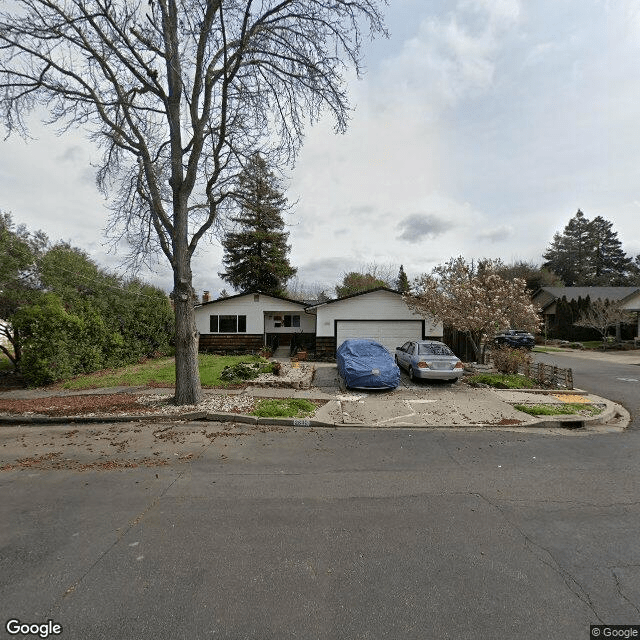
[272,346,290,359]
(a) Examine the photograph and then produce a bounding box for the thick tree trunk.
[172,260,202,406]
[173,283,202,405]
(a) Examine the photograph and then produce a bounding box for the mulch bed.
[0,393,153,416]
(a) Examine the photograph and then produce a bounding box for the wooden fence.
[518,361,574,390]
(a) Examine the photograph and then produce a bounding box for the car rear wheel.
[409,366,415,381]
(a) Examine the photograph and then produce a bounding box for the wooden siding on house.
[314,336,337,359]
[198,334,264,352]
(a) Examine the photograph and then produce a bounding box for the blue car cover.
[336,339,400,390]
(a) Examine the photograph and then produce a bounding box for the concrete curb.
[0,404,628,431]
[0,390,630,432]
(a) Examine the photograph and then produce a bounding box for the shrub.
[491,345,532,375]
[468,373,537,389]
[13,294,86,385]
[219,361,275,382]
[13,287,175,386]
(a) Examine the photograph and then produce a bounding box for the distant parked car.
[493,329,536,349]
[395,340,464,382]
[337,339,400,390]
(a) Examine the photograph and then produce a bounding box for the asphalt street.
[2,413,640,640]
[1,350,640,639]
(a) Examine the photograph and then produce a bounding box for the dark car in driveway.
[337,339,400,390]
[493,329,536,349]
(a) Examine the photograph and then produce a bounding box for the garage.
[336,320,424,354]
[308,287,443,359]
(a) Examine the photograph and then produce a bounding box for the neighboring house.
[194,287,442,357]
[532,287,640,339]
[0,320,10,353]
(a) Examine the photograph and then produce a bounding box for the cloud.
[295,256,357,284]
[349,204,375,216]
[57,145,83,163]
[463,0,521,26]
[397,213,456,243]
[477,225,514,243]
[380,0,522,109]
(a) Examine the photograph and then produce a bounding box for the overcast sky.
[2,0,640,299]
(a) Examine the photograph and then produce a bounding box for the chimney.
[202,290,210,303]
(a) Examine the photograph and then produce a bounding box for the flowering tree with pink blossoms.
[405,257,541,363]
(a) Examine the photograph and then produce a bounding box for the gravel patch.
[251,362,315,389]
[136,393,257,415]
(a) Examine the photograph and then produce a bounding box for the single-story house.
[532,286,640,339]
[194,287,442,357]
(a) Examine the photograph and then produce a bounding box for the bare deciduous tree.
[574,299,634,346]
[284,277,332,302]
[0,0,386,403]
[405,257,541,363]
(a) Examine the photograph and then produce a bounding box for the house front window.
[210,315,247,333]
[283,314,301,328]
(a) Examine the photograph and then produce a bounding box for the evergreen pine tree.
[219,155,296,296]
[542,210,591,285]
[542,209,635,285]
[588,216,633,284]
[396,264,410,293]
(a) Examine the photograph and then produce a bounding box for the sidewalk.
[0,365,629,432]
[536,346,640,365]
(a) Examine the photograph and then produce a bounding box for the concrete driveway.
[309,363,623,430]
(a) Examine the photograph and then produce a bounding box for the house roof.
[195,290,310,308]
[533,286,640,311]
[305,286,401,309]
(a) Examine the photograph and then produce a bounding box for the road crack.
[49,472,184,614]
[612,568,640,617]
[473,491,605,623]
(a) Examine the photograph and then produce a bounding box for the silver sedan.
[395,340,464,382]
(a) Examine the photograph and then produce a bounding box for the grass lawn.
[60,354,271,390]
[581,340,609,350]
[514,403,602,417]
[0,356,14,373]
[468,373,537,389]
[251,398,316,418]
[533,346,564,353]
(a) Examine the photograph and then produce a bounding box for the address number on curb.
[293,419,311,426]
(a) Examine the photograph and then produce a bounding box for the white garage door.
[336,321,423,354]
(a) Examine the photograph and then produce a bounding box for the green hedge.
[14,288,174,386]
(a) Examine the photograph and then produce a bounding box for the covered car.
[336,339,400,390]
[395,340,464,382]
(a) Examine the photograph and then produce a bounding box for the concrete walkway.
[0,361,629,432]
